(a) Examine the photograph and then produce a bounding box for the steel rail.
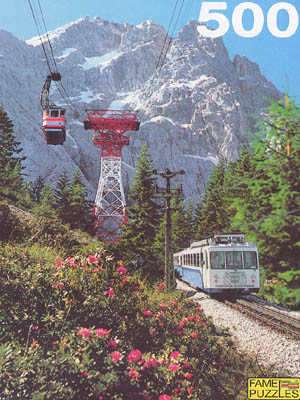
[225,297,300,341]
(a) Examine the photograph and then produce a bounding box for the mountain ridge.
[0,16,281,204]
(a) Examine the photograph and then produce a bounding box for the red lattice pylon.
[84,110,140,242]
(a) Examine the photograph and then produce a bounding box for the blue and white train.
[173,233,259,296]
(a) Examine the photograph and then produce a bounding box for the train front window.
[225,251,243,269]
[210,251,225,269]
[243,251,257,269]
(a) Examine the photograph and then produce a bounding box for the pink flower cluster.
[117,265,127,275]
[104,287,114,298]
[77,328,110,340]
[128,349,142,363]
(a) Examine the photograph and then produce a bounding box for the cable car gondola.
[40,72,66,146]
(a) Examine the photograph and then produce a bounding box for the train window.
[60,110,65,117]
[196,253,200,267]
[210,252,225,269]
[243,251,257,269]
[225,251,243,269]
[51,110,59,117]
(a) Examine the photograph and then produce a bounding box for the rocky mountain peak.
[0,18,282,205]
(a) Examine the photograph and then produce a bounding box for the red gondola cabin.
[42,107,66,145]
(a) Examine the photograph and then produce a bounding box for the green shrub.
[0,202,27,242]
[0,245,268,399]
[26,217,80,254]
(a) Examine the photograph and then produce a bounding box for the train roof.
[189,232,246,247]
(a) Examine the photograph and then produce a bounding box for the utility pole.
[152,168,185,290]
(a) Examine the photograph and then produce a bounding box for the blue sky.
[1,0,300,99]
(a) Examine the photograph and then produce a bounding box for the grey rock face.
[0,17,281,205]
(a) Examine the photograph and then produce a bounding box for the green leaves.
[0,106,26,203]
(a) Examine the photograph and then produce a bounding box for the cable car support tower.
[84,110,140,242]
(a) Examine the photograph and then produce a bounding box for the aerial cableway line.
[27,0,79,145]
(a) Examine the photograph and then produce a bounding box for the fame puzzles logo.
[248,378,300,399]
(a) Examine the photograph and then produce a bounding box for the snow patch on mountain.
[80,50,123,71]
[57,48,77,59]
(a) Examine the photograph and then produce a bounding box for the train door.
[202,249,209,288]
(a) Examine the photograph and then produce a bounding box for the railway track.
[177,278,300,340]
[224,296,300,341]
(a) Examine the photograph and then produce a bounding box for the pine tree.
[68,168,91,231]
[35,183,57,219]
[155,197,194,255]
[30,176,45,203]
[224,147,256,223]
[54,169,72,223]
[230,97,300,306]
[194,160,229,237]
[120,144,161,279]
[0,106,26,202]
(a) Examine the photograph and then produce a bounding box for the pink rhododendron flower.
[192,332,198,338]
[170,351,180,360]
[111,351,122,363]
[194,316,201,322]
[117,265,127,275]
[31,326,39,331]
[51,284,58,289]
[95,328,110,337]
[56,259,62,268]
[183,361,190,369]
[88,255,98,263]
[149,330,156,336]
[159,303,168,309]
[142,310,152,316]
[128,349,142,362]
[97,265,102,271]
[168,364,179,371]
[143,359,157,369]
[157,283,165,291]
[122,277,128,283]
[77,329,90,339]
[81,260,86,266]
[104,288,114,298]
[82,371,88,377]
[129,368,140,380]
[195,305,201,311]
[108,339,118,349]
[66,257,75,263]
[185,372,193,380]
[70,263,78,269]
[170,300,177,305]
[176,307,182,311]
[58,283,64,290]
[159,395,172,400]
[187,315,194,321]
[202,322,207,327]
